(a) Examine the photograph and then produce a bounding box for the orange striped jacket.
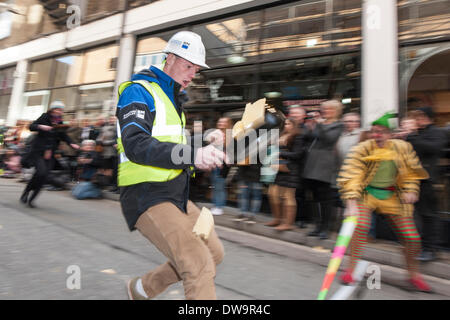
[337,139,429,202]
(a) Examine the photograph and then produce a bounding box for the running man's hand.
[401,192,418,204]
[194,144,228,171]
[344,199,359,217]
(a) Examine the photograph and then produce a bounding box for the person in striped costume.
[336,112,432,292]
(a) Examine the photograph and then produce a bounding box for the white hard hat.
[163,31,209,69]
[49,100,65,110]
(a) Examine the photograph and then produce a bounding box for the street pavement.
[0,179,448,300]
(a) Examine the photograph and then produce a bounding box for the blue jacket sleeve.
[116,84,193,169]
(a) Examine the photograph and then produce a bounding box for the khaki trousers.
[135,201,225,300]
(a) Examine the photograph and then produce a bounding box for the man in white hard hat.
[117,31,226,300]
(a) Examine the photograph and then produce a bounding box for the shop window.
[26,59,53,91]
[53,54,84,87]
[49,87,79,112]
[192,11,262,68]
[84,0,121,22]
[109,57,118,70]
[186,65,258,107]
[398,0,450,43]
[79,82,115,117]
[134,35,168,72]
[21,90,50,121]
[81,44,119,84]
[259,0,329,60]
[332,0,362,49]
[258,53,360,112]
[0,67,15,95]
[0,94,11,121]
[401,45,450,126]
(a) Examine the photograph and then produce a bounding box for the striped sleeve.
[397,141,429,194]
[336,142,370,200]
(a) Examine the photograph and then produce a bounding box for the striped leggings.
[349,203,422,275]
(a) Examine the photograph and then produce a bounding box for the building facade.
[0,0,449,127]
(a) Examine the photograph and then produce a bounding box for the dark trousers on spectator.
[415,179,438,251]
[295,187,307,222]
[305,178,335,233]
[23,157,55,203]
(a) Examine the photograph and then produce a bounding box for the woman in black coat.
[20,101,80,207]
[302,100,344,239]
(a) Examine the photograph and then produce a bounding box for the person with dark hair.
[407,107,448,262]
[288,106,308,228]
[265,117,304,231]
[19,101,80,207]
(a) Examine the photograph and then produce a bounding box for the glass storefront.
[21,90,50,121]
[53,54,84,87]
[23,43,119,121]
[400,42,450,126]
[0,94,11,121]
[135,0,362,126]
[0,66,14,122]
[27,59,53,91]
[49,87,80,114]
[397,0,450,125]
[398,0,450,44]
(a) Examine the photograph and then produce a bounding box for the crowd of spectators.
[0,116,119,196]
[1,101,449,258]
[196,101,450,260]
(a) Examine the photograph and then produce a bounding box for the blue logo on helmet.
[182,41,190,49]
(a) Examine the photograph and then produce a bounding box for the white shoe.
[211,207,224,215]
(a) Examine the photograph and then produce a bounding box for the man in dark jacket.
[118,31,227,300]
[20,101,80,207]
[302,100,344,239]
[407,106,448,261]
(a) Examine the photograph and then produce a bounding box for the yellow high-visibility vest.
[117,80,187,186]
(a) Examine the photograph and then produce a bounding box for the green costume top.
[366,161,397,199]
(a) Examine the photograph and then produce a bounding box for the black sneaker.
[20,191,29,204]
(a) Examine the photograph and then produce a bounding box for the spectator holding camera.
[77,139,103,182]
[302,100,344,239]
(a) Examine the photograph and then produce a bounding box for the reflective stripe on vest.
[117,80,187,186]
